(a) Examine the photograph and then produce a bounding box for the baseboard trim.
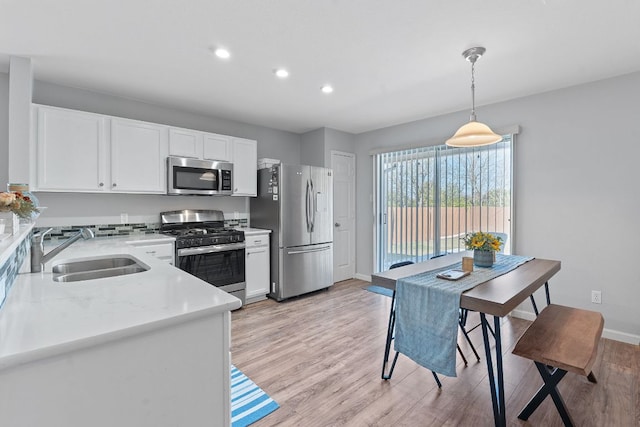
[511,309,639,345]
[354,273,371,282]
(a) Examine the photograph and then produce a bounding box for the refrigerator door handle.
[286,245,331,255]
[310,178,315,232]
[305,179,311,232]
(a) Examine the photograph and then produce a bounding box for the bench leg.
[518,362,575,427]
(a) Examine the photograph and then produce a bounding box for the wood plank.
[232,279,637,426]
[370,253,561,317]
[512,304,604,376]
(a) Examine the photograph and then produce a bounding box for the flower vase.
[473,250,494,267]
[0,212,20,235]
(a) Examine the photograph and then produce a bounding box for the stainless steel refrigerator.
[250,164,333,301]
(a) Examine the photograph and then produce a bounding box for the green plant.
[0,191,39,219]
[461,231,503,252]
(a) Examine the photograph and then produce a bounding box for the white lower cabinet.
[127,239,175,265]
[244,231,270,303]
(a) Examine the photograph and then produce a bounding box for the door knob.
[335,223,340,227]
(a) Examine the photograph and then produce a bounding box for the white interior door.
[331,151,356,282]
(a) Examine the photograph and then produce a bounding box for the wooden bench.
[512,304,604,427]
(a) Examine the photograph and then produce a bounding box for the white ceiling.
[2,1,640,134]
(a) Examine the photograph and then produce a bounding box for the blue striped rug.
[231,365,279,427]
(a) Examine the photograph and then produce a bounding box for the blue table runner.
[394,254,533,377]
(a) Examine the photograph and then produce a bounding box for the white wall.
[354,71,640,343]
[0,74,8,187]
[300,128,325,167]
[324,128,355,167]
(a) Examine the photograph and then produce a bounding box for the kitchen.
[1,2,640,426]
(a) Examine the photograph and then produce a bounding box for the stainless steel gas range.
[160,209,245,306]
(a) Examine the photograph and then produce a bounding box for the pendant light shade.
[446,121,502,147]
[446,47,501,147]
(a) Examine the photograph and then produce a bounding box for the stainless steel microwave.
[167,157,233,196]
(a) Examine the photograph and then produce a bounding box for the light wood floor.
[231,278,639,426]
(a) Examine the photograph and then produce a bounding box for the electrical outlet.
[591,290,602,304]
[120,213,128,224]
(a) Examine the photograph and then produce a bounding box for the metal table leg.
[381,292,397,379]
[481,313,506,427]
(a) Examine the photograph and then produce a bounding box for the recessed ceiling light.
[321,85,334,94]
[214,48,230,59]
[274,68,289,78]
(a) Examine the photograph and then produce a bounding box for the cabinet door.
[36,105,107,191]
[231,138,257,196]
[130,242,175,265]
[203,133,232,161]
[110,118,168,193]
[169,128,202,158]
[245,245,270,300]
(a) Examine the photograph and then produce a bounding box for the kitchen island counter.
[0,235,240,427]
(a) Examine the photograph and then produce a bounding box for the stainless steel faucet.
[31,227,95,273]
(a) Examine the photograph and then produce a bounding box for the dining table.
[370,251,561,427]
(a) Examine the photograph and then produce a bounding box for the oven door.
[177,243,246,304]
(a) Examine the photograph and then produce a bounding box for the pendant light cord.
[470,58,477,122]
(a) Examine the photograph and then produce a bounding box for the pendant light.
[446,47,502,147]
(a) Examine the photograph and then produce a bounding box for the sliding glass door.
[375,136,513,272]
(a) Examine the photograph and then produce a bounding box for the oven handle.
[178,242,246,256]
[286,245,331,255]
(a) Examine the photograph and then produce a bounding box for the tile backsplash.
[37,219,248,244]
[0,236,29,309]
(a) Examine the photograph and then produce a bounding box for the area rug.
[231,365,279,427]
[364,284,394,298]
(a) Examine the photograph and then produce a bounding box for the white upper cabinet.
[110,118,168,193]
[169,128,232,161]
[168,127,200,158]
[33,104,257,196]
[36,105,108,192]
[34,104,168,194]
[203,133,232,161]
[231,137,257,197]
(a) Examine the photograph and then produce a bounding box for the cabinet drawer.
[131,243,174,264]
[245,234,269,248]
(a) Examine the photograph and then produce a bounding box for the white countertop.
[237,227,272,235]
[0,234,241,370]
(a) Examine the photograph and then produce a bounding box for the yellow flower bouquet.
[462,231,503,252]
[0,191,39,219]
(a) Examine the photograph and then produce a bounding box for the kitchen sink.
[52,255,149,283]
